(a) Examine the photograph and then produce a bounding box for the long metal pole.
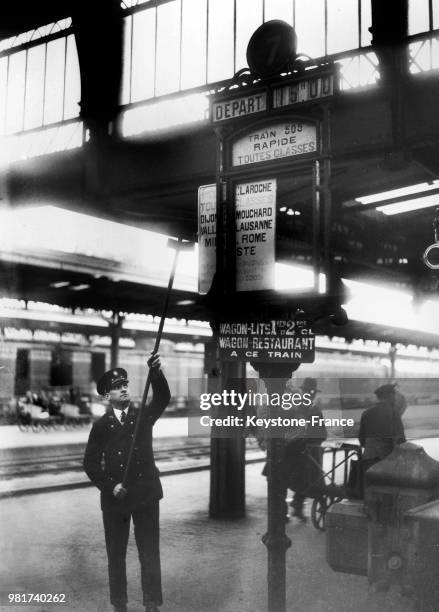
[261,372,292,612]
[122,238,183,488]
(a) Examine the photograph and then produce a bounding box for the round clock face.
[246,20,297,78]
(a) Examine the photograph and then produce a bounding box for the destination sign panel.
[273,73,335,109]
[198,184,216,295]
[235,179,276,292]
[232,121,317,167]
[218,319,315,362]
[212,91,267,123]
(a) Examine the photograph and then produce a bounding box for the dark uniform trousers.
[103,501,161,607]
[84,370,170,608]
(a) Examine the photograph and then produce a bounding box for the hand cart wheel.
[311,492,342,531]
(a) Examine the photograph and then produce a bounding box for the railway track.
[0,443,215,479]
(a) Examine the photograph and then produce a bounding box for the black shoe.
[292,508,306,520]
[144,602,160,612]
[113,606,127,612]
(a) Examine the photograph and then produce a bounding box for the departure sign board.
[198,184,216,294]
[218,319,315,362]
[235,179,276,291]
[210,66,337,125]
[272,73,335,108]
[232,121,317,167]
[212,92,267,123]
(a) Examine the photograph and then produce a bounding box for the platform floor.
[0,464,416,612]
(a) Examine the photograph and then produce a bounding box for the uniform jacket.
[281,405,327,497]
[262,405,327,497]
[358,399,406,461]
[84,370,171,512]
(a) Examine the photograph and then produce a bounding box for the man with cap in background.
[359,383,406,478]
[84,353,170,612]
[283,377,327,520]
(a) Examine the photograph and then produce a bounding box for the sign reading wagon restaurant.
[232,120,317,167]
[218,319,315,362]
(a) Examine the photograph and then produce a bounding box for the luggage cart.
[296,442,362,531]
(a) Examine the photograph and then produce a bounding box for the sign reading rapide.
[232,121,317,166]
[218,319,315,362]
[235,179,276,291]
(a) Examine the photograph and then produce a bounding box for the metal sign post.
[203,20,340,612]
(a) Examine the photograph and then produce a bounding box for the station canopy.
[1,204,439,348]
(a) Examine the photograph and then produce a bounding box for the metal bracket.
[423,207,439,269]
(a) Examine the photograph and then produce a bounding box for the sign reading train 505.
[232,121,317,167]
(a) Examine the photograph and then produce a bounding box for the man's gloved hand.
[147,353,162,375]
[113,483,127,500]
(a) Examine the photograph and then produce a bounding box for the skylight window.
[356,180,439,215]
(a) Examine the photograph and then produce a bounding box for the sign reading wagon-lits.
[218,318,315,362]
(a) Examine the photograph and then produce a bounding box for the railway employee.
[359,383,406,476]
[284,377,327,519]
[84,354,170,612]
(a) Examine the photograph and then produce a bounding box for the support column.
[109,312,125,369]
[389,343,397,379]
[209,359,246,518]
[71,0,123,141]
[370,0,409,148]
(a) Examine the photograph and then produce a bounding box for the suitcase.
[404,499,439,610]
[326,499,368,576]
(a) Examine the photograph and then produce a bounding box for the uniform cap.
[97,368,129,395]
[300,377,320,393]
[374,383,396,399]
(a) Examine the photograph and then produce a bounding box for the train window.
[91,352,106,384]
[15,349,30,395]
[50,349,73,387]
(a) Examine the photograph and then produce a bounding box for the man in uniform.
[359,383,406,476]
[84,353,170,612]
[284,377,327,519]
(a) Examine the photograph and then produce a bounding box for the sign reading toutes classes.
[235,179,276,291]
[198,184,216,294]
[218,319,315,362]
[232,121,317,167]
